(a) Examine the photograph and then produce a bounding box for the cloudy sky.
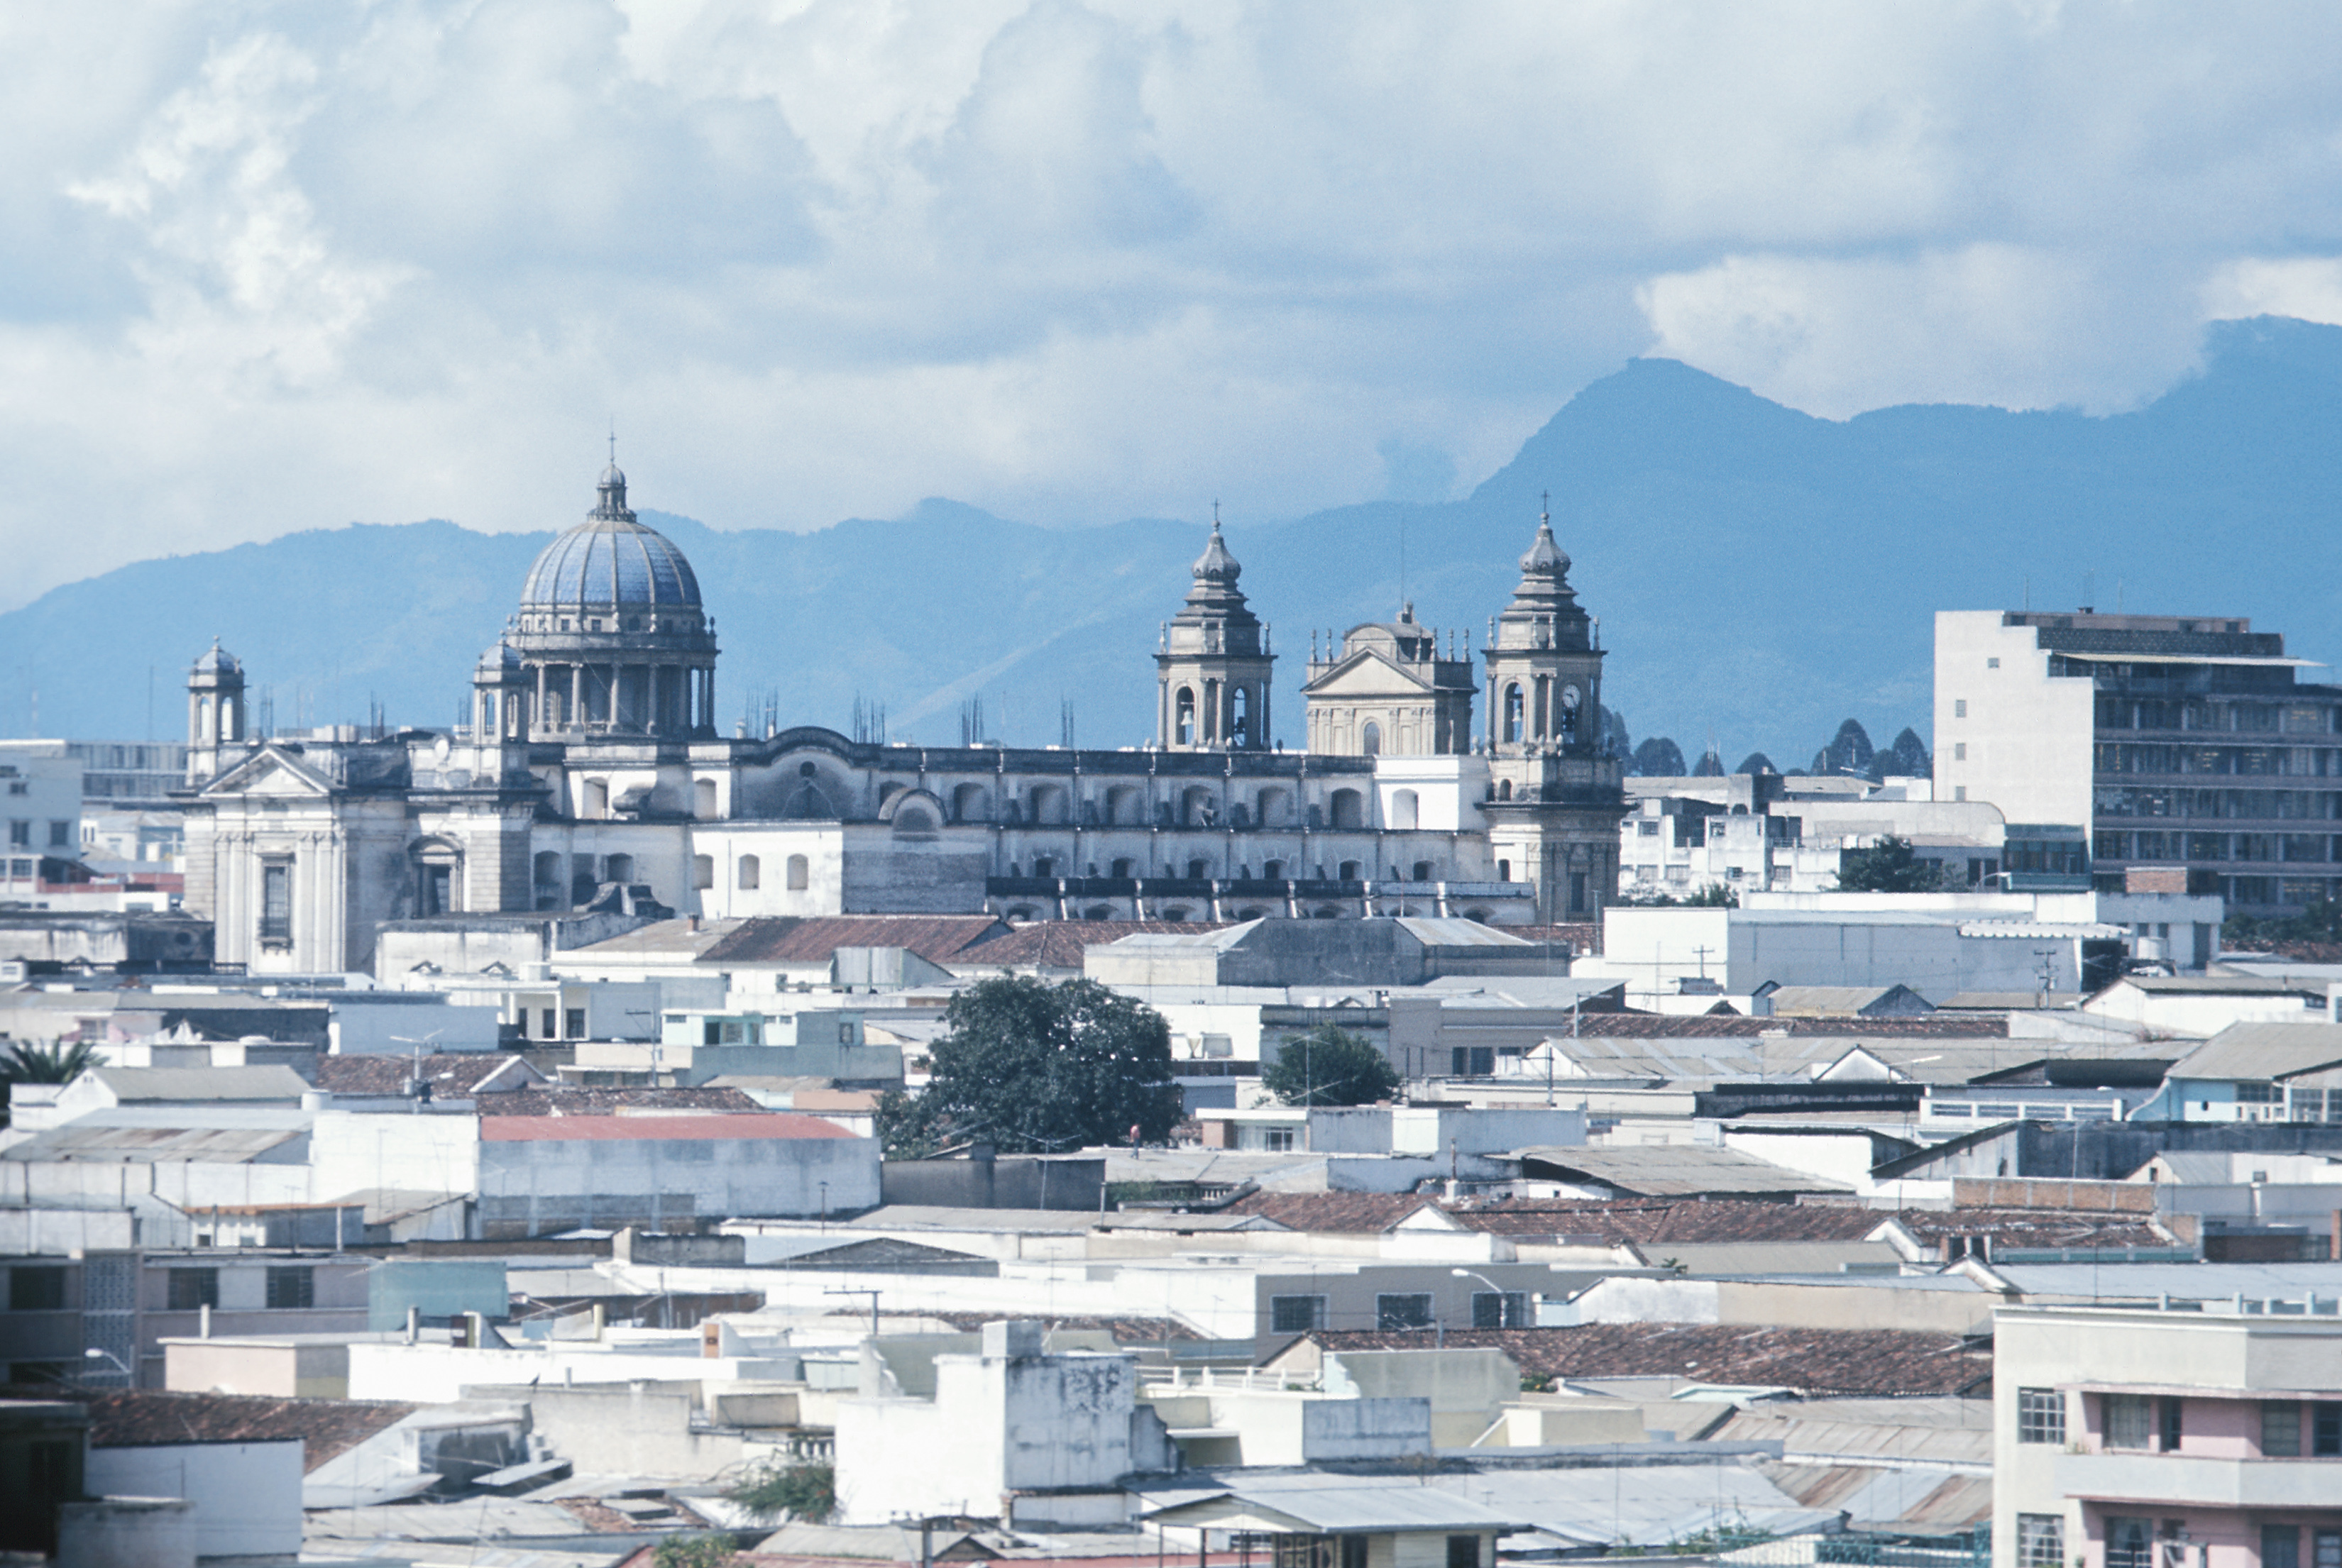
[4,0,2341,610]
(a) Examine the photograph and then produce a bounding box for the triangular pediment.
[1303,651,1436,699]
[203,746,334,799]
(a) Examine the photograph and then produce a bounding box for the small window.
[2313,1403,2341,1457]
[692,854,713,890]
[1445,1537,1479,1568]
[2160,1396,2183,1452]
[2265,1526,2302,1568]
[1270,1294,1326,1334]
[539,1009,556,1039]
[786,854,810,890]
[1375,1293,1434,1330]
[47,820,70,848]
[739,854,761,890]
[265,1266,314,1310]
[1955,699,1968,717]
[167,1267,219,1310]
[9,1266,65,1311]
[1987,656,2000,668]
[2104,1393,2152,1450]
[260,861,292,942]
[2265,1401,2302,1457]
[2016,1515,2063,1568]
[1471,1291,1529,1329]
[2017,1388,2064,1445]
[564,1007,586,1039]
[1954,743,1967,761]
[1263,1127,1295,1152]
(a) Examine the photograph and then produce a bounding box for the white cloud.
[3,1,2342,605]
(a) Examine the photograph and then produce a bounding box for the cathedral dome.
[519,465,703,612]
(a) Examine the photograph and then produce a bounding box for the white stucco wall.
[1933,612,2094,827]
[86,1440,303,1559]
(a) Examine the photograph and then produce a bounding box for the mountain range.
[6,314,2341,765]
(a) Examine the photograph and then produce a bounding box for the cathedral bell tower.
[1155,515,1274,751]
[1480,504,1626,922]
[185,640,247,786]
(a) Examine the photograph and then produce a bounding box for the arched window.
[1329,788,1364,829]
[604,854,634,885]
[786,854,809,890]
[1503,684,1523,744]
[1257,786,1289,825]
[1231,685,1252,746]
[1030,785,1068,824]
[1497,779,1513,801]
[692,855,714,890]
[739,854,762,890]
[1034,857,1059,878]
[1560,684,1581,744]
[1534,675,1551,737]
[1175,687,1197,746]
[1263,859,1285,880]
[693,778,718,818]
[533,851,562,891]
[1390,789,1419,830]
[582,779,609,819]
[1361,720,1381,756]
[1338,860,1362,881]
[1106,785,1140,825]
[1110,857,1135,878]
[1186,858,1209,880]
[1497,859,1512,882]
[953,783,989,822]
[1412,861,1434,882]
[892,805,937,835]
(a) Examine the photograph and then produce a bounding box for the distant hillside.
[6,315,2341,763]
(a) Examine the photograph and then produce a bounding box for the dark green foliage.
[1734,753,1776,775]
[1691,749,1725,777]
[875,976,1182,1155]
[1,1042,101,1125]
[727,1461,836,1523]
[1837,835,1948,893]
[654,1536,740,1568]
[1630,737,1686,777]
[2223,900,2342,947]
[1261,1024,1402,1106]
[1620,883,1737,909]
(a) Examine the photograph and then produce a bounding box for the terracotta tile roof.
[1438,1197,1883,1243]
[479,1112,858,1142]
[79,1389,414,1469]
[697,916,1011,966]
[312,1053,541,1097]
[1221,1191,1438,1232]
[1892,1206,2170,1249]
[476,1086,764,1116]
[1504,924,1602,955]
[926,1310,1203,1342]
[955,921,1227,969]
[1307,1323,1992,1397]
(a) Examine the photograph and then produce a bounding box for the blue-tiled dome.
[520,465,702,611]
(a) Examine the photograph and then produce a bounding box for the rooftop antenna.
[608,421,617,465]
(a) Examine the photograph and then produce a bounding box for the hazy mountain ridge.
[7,316,2340,761]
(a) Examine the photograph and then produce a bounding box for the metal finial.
[1541,490,1550,524]
[608,421,617,465]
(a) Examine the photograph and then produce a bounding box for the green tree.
[0,1042,101,1127]
[653,1536,739,1568]
[1836,836,1947,893]
[1261,1024,1400,1107]
[727,1460,835,1523]
[876,976,1182,1155]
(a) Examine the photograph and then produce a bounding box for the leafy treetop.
[1260,1024,1401,1107]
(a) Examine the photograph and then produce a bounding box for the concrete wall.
[1935,611,2096,828]
[162,1340,350,1398]
[880,1156,1105,1212]
[309,1109,481,1204]
[466,1381,745,1480]
[85,1441,302,1559]
[475,1127,879,1235]
[346,1341,798,1403]
[55,1496,194,1568]
[1321,1347,1514,1448]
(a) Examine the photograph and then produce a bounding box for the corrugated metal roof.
[2170,1021,2342,1082]
[1756,1462,1993,1530]
[553,915,745,957]
[1516,1144,1852,1196]
[1955,921,2126,939]
[698,916,1011,966]
[478,1112,857,1142]
[1148,1474,1527,1533]
[2,1120,307,1163]
[89,1065,311,1101]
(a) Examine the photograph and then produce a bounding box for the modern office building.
[1937,611,2342,918]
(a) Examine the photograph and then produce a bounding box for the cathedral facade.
[180,467,1624,975]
